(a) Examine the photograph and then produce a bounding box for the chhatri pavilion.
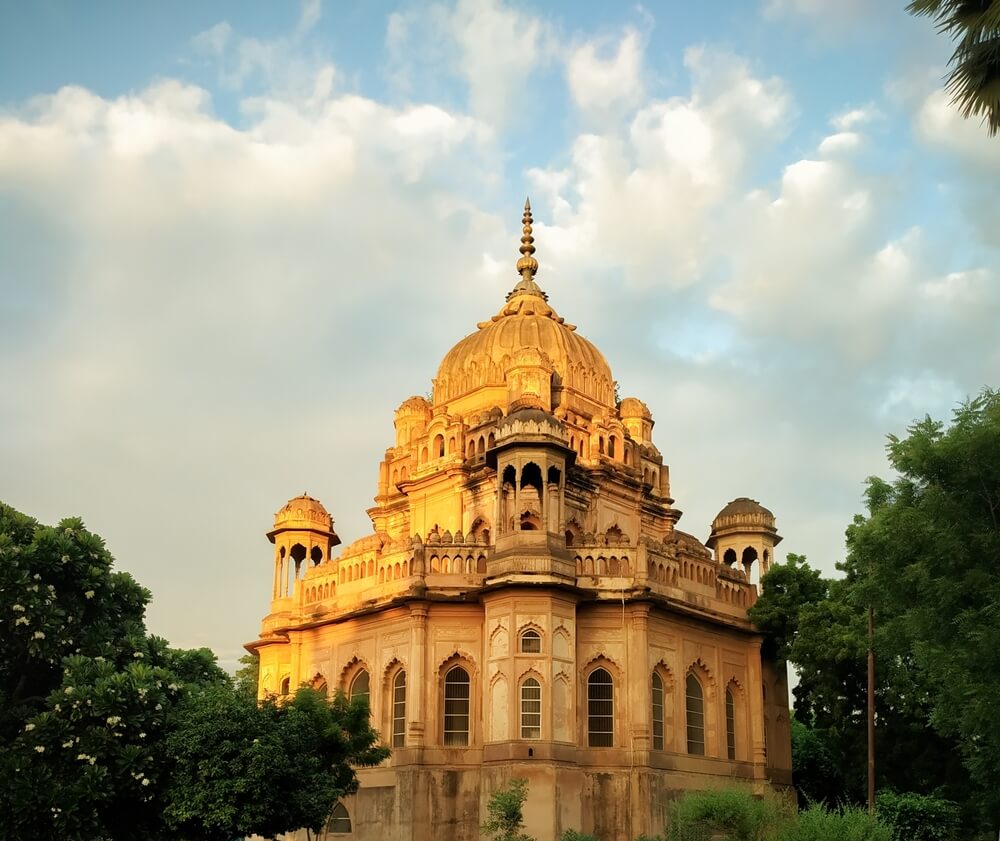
[247,201,792,841]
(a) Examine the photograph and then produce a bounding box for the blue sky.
[2,1,998,669]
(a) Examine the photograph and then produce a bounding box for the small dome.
[714,497,774,522]
[273,493,333,531]
[619,397,651,419]
[707,497,780,549]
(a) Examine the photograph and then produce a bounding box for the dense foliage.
[0,502,386,841]
[662,788,793,841]
[750,389,1000,838]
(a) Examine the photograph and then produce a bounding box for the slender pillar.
[408,603,429,747]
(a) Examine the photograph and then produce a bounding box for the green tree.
[163,684,387,841]
[907,1,1000,135]
[748,553,828,664]
[234,651,260,697]
[0,502,387,841]
[766,390,999,834]
[481,778,534,841]
[843,389,1000,829]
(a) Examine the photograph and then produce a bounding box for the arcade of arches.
[247,203,791,841]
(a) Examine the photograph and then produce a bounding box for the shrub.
[561,832,601,841]
[777,803,892,841]
[876,791,960,841]
[481,778,534,841]
[666,788,793,841]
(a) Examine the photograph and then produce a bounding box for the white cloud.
[386,0,554,128]
[190,0,328,95]
[831,105,879,131]
[566,28,645,116]
[763,0,877,25]
[526,47,792,290]
[0,72,504,657]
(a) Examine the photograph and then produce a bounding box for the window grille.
[686,673,705,755]
[726,688,736,760]
[651,672,664,750]
[327,801,351,833]
[444,666,470,745]
[392,671,406,748]
[587,668,614,747]
[349,670,370,711]
[520,629,541,653]
[521,678,541,739]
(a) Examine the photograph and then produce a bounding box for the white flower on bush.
[12,604,25,612]
[84,591,95,599]
[34,745,44,753]
[32,631,45,640]
[106,716,121,726]
[14,616,29,627]
[24,723,35,732]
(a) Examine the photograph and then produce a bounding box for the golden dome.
[433,201,615,411]
[272,493,333,532]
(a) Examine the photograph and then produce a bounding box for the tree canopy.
[0,502,387,841]
[751,389,1000,836]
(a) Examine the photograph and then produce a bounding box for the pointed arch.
[519,671,543,740]
[327,801,352,834]
[440,652,476,746]
[725,677,748,761]
[651,662,674,751]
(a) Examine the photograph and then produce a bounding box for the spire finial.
[506,198,547,301]
[515,196,539,281]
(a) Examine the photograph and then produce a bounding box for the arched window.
[443,666,471,745]
[280,676,290,696]
[726,687,736,760]
[434,433,445,458]
[608,435,616,459]
[686,673,705,755]
[521,677,542,739]
[327,802,351,834]
[392,670,406,748]
[350,670,370,710]
[519,629,541,653]
[723,548,737,566]
[587,668,614,747]
[651,672,665,750]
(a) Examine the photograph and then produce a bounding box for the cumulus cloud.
[386,0,554,128]
[190,0,328,95]
[566,27,646,116]
[0,71,505,665]
[527,47,792,290]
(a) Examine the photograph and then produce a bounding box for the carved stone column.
[408,603,429,747]
[747,637,767,776]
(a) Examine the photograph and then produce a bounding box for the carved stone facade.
[248,202,792,840]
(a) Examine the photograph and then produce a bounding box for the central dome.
[433,201,615,414]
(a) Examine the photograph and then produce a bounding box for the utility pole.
[867,603,876,815]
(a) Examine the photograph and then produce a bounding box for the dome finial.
[509,197,546,300]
